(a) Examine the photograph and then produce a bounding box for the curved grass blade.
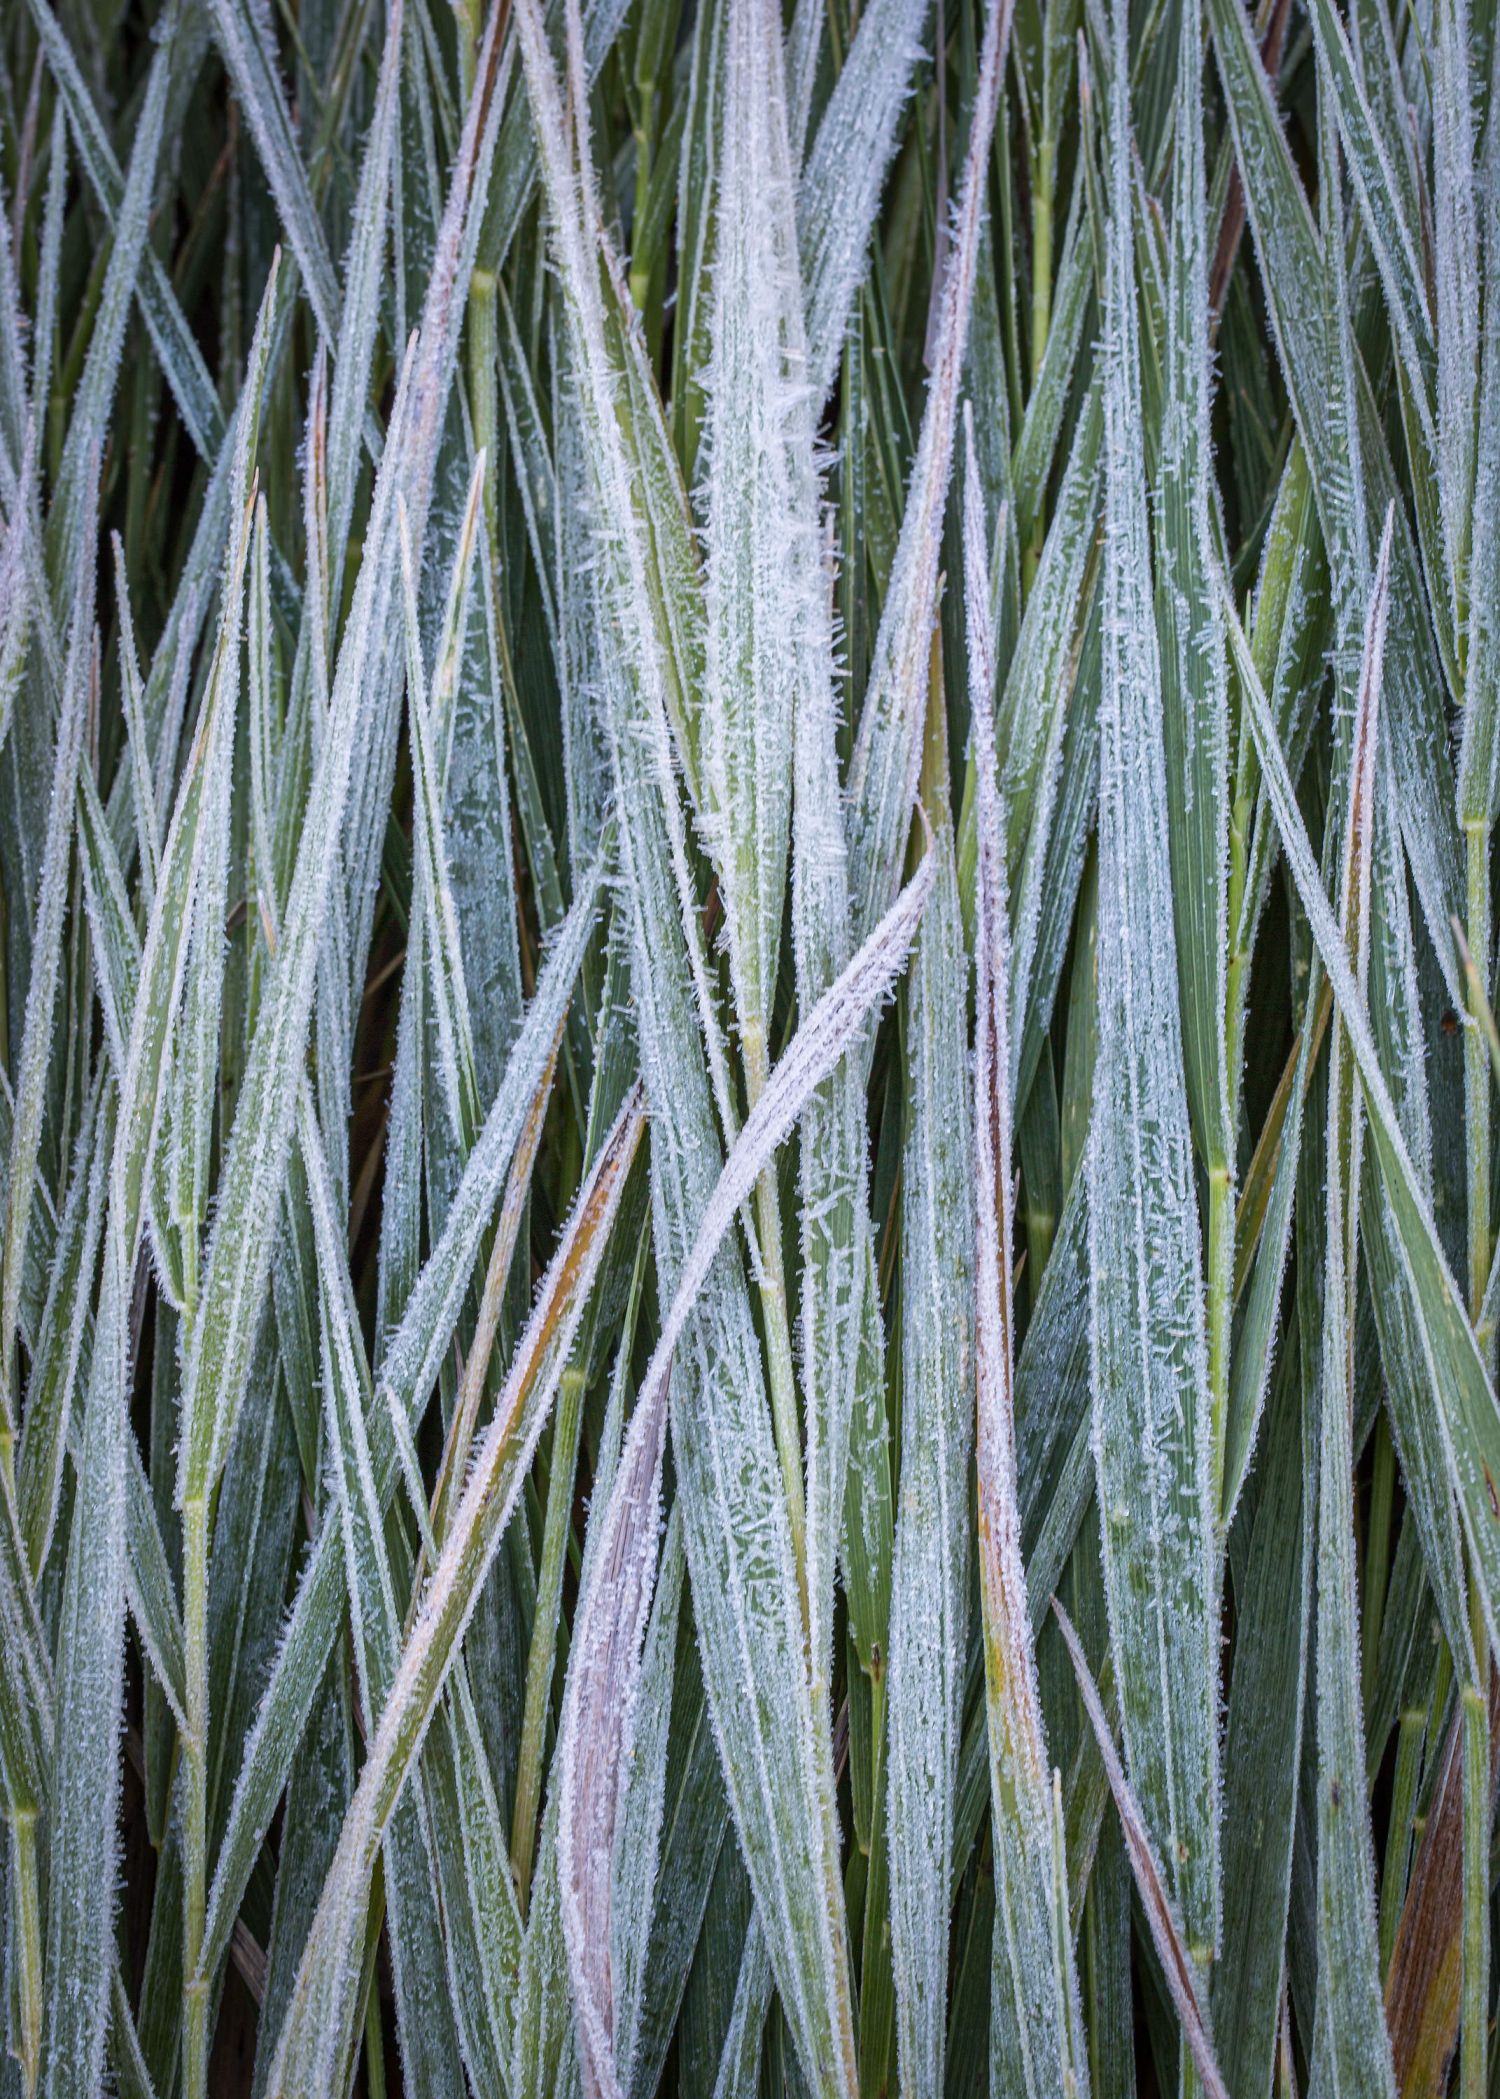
[557,854,935,2099]
[1206,0,1465,1005]
[511,25,862,2088]
[199,865,603,1988]
[264,1086,643,2096]
[301,1095,489,2097]
[1225,580,1500,1674]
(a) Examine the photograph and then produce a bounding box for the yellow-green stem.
[359,1865,390,2099]
[1029,141,1055,385]
[510,1362,589,1914]
[181,1493,211,2099]
[1205,1162,1232,1525]
[455,0,479,104]
[629,93,655,314]
[1381,1704,1427,1973]
[468,270,500,555]
[858,1670,894,2098]
[10,1805,41,2099]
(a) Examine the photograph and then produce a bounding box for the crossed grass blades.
[1,0,1498,2088]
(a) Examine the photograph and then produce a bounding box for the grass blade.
[558,855,934,2097]
[797,0,928,404]
[966,429,1087,2098]
[1155,0,1233,1510]
[200,864,603,1986]
[886,823,973,2099]
[1227,584,1500,1668]
[0,524,91,1418]
[266,1086,643,2094]
[846,0,1012,938]
[1089,0,1220,1991]
[1308,517,1398,2099]
[1054,1602,1229,2099]
[38,1217,129,2099]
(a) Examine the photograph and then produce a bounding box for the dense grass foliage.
[1,0,1498,2090]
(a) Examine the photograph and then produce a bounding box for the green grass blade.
[202,0,341,338]
[846,0,1011,939]
[0,531,91,1415]
[1207,0,1465,1005]
[699,0,803,1056]
[1156,0,1233,1511]
[45,5,175,598]
[557,851,933,2097]
[178,330,413,1510]
[302,1094,479,2097]
[1212,1342,1314,2099]
[797,0,928,404]
[610,1513,686,2088]
[200,863,602,1985]
[1226,577,1500,1669]
[1456,150,1500,832]
[711,1912,772,2099]
[265,1088,642,2095]
[1307,515,1398,2099]
[37,1218,129,2099]
[1055,1603,1229,2099]
[1303,0,1437,454]
[324,0,403,579]
[886,825,972,2099]
[965,430,1087,2098]
[1089,0,1220,1988]
[15,1076,109,1579]
[23,0,224,460]
[792,495,877,1775]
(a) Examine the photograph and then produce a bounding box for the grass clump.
[0,0,1497,2090]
